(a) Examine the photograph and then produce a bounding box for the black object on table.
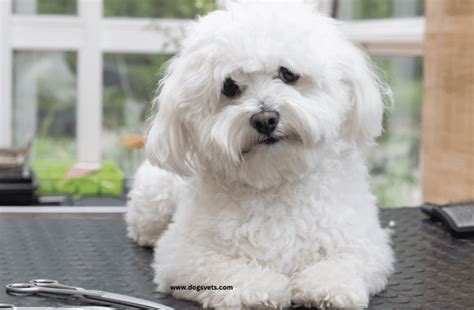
[421,202,474,238]
[0,208,473,309]
[0,169,37,206]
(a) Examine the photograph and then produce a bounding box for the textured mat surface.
[0,208,473,309]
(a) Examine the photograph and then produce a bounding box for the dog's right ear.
[145,58,194,177]
[145,49,215,176]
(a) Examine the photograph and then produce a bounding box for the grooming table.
[1,208,473,309]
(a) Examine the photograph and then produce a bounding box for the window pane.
[13,0,77,15]
[337,0,424,20]
[103,0,216,18]
[368,55,422,208]
[102,53,172,176]
[13,51,77,161]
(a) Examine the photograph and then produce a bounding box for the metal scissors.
[5,279,173,310]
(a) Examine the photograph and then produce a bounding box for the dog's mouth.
[258,136,280,145]
[241,134,301,154]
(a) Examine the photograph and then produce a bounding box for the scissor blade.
[84,291,174,310]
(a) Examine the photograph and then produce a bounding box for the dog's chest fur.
[182,172,356,275]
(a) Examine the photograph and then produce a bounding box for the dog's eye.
[222,78,241,98]
[279,67,299,84]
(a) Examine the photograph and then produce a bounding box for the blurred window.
[368,55,422,207]
[6,0,216,179]
[13,0,77,15]
[3,0,425,206]
[337,0,424,20]
[102,53,172,175]
[13,51,77,161]
[103,0,216,18]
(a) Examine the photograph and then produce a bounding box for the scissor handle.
[30,279,83,290]
[6,283,39,295]
[6,282,96,298]
[30,279,59,285]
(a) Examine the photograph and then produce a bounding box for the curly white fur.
[126,3,394,309]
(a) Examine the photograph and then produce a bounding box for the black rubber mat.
[1,208,473,309]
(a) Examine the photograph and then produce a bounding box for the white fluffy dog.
[126,3,394,309]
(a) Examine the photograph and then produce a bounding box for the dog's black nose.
[250,110,279,135]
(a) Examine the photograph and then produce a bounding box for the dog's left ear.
[344,46,391,146]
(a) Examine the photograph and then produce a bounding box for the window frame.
[0,0,424,163]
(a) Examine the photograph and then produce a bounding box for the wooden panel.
[422,0,474,203]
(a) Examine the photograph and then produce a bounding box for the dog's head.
[146,3,390,188]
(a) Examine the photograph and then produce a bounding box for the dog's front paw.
[200,277,292,309]
[291,269,368,309]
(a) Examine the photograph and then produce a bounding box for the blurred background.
[0,0,424,207]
